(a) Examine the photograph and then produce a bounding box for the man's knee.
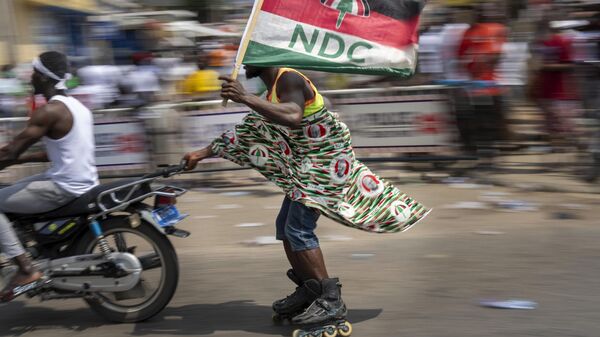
[284,226,320,252]
[283,201,320,252]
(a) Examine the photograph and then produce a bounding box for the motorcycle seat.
[7,179,152,220]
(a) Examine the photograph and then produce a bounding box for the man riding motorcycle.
[0,51,98,302]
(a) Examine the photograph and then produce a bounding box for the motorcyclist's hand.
[183,149,209,171]
[219,76,248,103]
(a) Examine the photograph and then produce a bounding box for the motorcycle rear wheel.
[75,216,179,323]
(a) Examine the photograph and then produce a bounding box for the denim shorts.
[275,197,320,252]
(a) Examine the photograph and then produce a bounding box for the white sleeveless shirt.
[43,95,99,196]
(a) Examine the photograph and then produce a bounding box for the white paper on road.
[480,299,538,310]
[263,205,281,210]
[244,236,279,246]
[423,254,449,259]
[479,192,510,202]
[221,191,251,197]
[235,223,265,228]
[474,231,505,235]
[214,204,243,210]
[496,200,538,212]
[351,253,375,259]
[323,235,353,242]
[448,183,486,189]
[443,201,488,210]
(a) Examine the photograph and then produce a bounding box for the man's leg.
[276,197,327,280]
[276,197,299,272]
[282,201,329,281]
[455,92,477,154]
[0,174,50,258]
[0,213,27,263]
[0,176,75,300]
[284,201,347,325]
[273,198,323,316]
[0,222,42,301]
[283,240,301,276]
[292,245,329,281]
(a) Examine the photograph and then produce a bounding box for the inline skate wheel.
[323,325,338,337]
[293,329,321,337]
[337,321,352,337]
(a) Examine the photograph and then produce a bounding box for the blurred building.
[0,0,102,65]
[134,0,253,26]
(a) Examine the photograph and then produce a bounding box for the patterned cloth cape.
[211,77,430,233]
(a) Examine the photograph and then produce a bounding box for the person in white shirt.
[0,51,98,302]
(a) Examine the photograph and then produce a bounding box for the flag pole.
[222,0,265,107]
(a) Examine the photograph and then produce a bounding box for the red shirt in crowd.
[537,33,576,100]
[458,23,507,82]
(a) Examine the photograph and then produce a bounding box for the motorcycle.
[0,163,189,323]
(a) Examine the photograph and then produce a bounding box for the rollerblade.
[272,269,321,323]
[292,321,352,337]
[292,278,352,337]
[273,269,303,311]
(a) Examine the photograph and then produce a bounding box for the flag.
[320,0,371,29]
[237,0,426,77]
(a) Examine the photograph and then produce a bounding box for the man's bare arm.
[182,146,214,171]
[15,152,49,164]
[219,73,305,128]
[0,107,55,169]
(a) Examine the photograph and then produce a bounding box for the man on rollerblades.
[183,65,430,337]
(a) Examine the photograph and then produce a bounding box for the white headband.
[32,57,72,90]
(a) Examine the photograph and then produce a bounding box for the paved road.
[1,172,599,337]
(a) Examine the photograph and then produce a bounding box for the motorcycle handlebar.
[142,160,187,179]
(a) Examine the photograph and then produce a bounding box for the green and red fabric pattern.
[211,108,431,233]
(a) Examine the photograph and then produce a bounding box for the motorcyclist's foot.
[0,270,42,302]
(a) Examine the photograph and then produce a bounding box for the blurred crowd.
[415,1,600,181]
[1,0,600,181]
[0,40,265,115]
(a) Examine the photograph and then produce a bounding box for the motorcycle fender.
[139,209,167,235]
[135,207,190,238]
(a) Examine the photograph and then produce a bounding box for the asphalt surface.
[1,168,599,337]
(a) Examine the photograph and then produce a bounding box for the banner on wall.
[335,95,454,150]
[94,121,149,169]
[182,95,454,158]
[182,107,250,161]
